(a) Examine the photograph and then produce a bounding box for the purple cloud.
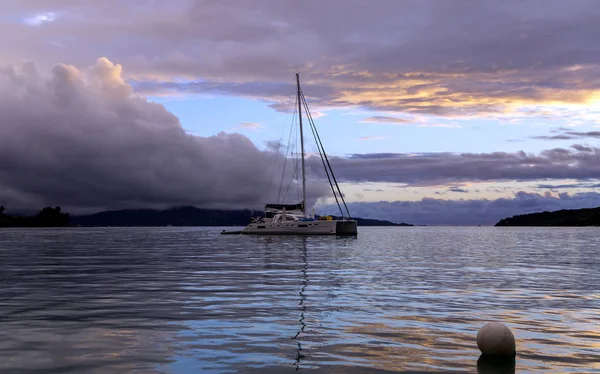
[3,1,600,116]
[0,58,328,213]
[346,191,600,225]
[308,147,600,185]
[1,58,600,216]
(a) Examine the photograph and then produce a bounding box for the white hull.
[223,219,357,236]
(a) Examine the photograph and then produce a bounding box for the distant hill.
[70,206,263,227]
[70,206,412,227]
[495,207,600,226]
[329,216,412,227]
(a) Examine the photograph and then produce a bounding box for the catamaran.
[222,74,357,236]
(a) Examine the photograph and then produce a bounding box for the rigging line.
[283,114,302,203]
[281,117,300,202]
[291,106,302,203]
[301,94,349,218]
[297,171,301,203]
[295,106,302,204]
[306,106,351,218]
[277,93,296,202]
[301,93,352,219]
[295,127,301,203]
[282,119,297,202]
[282,149,301,202]
[277,103,297,202]
[267,90,295,199]
[301,95,343,217]
[296,167,301,203]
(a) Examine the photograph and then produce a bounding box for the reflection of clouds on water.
[0,324,178,372]
[489,309,600,371]
[324,317,476,372]
[1,227,599,373]
[0,229,187,373]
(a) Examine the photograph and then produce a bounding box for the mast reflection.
[292,237,308,371]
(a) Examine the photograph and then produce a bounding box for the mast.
[296,73,307,217]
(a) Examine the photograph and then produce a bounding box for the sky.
[2,0,600,224]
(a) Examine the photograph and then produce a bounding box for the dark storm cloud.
[346,192,600,225]
[3,1,600,115]
[307,147,600,185]
[0,59,328,212]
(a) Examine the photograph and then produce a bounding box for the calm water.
[0,227,598,373]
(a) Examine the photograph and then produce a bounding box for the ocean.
[0,227,598,373]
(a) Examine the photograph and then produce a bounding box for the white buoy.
[476,322,516,356]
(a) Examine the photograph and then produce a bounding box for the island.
[1,205,412,227]
[494,207,600,226]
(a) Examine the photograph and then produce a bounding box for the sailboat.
[222,73,357,236]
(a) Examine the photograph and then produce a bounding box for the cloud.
[22,12,57,26]
[572,144,593,152]
[568,131,600,138]
[362,116,412,124]
[531,134,577,140]
[239,122,264,130]
[533,131,600,141]
[448,186,469,193]
[419,123,463,128]
[345,191,600,225]
[0,58,328,212]
[358,136,386,141]
[4,1,600,117]
[309,111,326,119]
[362,116,462,128]
[536,184,581,189]
[306,147,600,185]
[536,182,600,189]
[552,127,575,133]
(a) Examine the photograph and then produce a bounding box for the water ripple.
[0,227,598,373]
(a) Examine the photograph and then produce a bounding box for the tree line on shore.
[0,206,70,227]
